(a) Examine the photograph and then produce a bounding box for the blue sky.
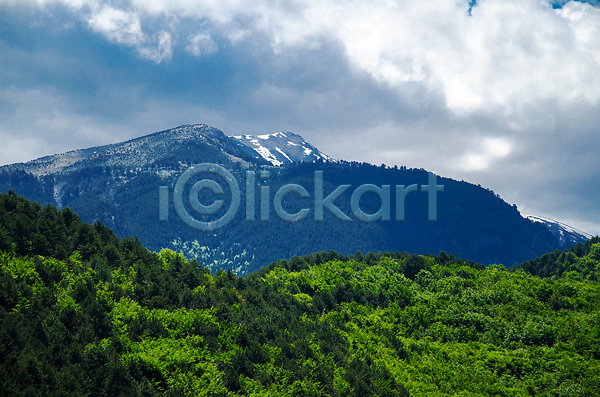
[1,0,600,235]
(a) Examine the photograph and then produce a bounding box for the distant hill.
[0,124,591,274]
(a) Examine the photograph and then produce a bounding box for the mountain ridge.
[526,215,593,248]
[2,124,333,178]
[3,124,260,177]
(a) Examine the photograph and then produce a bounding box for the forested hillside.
[517,237,600,281]
[1,192,599,396]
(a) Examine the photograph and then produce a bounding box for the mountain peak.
[232,131,331,166]
[155,124,229,143]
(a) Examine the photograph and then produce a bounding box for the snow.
[230,130,333,166]
[526,215,593,240]
[275,147,293,163]
[528,216,545,224]
[251,143,283,166]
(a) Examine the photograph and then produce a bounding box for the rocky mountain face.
[0,124,591,274]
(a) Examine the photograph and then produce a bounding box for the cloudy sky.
[1,0,600,235]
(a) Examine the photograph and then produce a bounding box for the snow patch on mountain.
[233,132,331,166]
[275,147,293,163]
[250,141,283,167]
[527,215,592,247]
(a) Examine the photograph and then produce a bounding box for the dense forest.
[1,191,599,395]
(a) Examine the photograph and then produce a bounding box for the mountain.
[526,215,592,248]
[232,131,331,166]
[0,123,591,274]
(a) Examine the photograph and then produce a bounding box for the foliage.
[0,192,599,395]
[171,238,254,276]
[517,237,600,281]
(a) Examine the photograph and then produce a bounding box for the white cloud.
[560,1,600,64]
[0,0,89,6]
[87,6,144,46]
[459,137,513,172]
[110,0,600,119]
[321,0,600,114]
[186,33,217,57]
[139,30,174,62]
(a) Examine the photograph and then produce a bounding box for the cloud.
[87,6,144,46]
[85,5,175,62]
[10,1,600,107]
[138,30,174,62]
[0,87,121,163]
[459,137,513,172]
[2,0,600,235]
[186,33,217,57]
